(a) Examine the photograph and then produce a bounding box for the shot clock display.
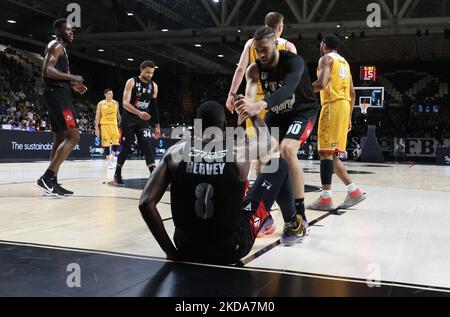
[360,66,377,81]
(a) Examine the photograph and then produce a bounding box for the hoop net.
[360,103,370,114]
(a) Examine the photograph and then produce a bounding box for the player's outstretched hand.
[71,75,84,83]
[237,109,249,126]
[226,95,235,113]
[72,83,88,95]
[236,99,263,117]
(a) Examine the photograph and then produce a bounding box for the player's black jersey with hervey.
[257,50,318,115]
[43,40,70,89]
[170,139,246,250]
[123,76,154,124]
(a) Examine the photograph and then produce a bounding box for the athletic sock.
[43,169,56,180]
[321,190,332,198]
[347,183,357,192]
[295,198,306,221]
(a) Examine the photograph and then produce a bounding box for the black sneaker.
[55,183,74,196]
[54,178,74,196]
[37,176,65,197]
[114,174,125,187]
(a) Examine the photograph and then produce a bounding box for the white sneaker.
[336,188,366,209]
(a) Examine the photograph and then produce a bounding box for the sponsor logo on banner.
[437,148,450,165]
[1,130,92,160]
[90,136,104,157]
[404,138,437,157]
[347,137,450,158]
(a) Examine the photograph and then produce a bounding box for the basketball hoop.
[360,103,370,114]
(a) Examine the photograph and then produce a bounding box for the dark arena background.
[0,0,450,305]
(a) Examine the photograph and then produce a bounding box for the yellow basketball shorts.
[100,124,120,147]
[318,100,351,154]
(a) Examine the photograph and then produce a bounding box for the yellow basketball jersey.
[319,52,352,105]
[100,99,118,125]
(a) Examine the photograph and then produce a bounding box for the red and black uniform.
[258,50,318,142]
[123,76,159,126]
[117,76,159,169]
[43,40,77,132]
[170,139,296,264]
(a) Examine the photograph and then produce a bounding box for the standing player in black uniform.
[236,27,319,232]
[36,18,87,196]
[139,101,306,264]
[114,60,160,186]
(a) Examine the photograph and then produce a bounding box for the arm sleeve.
[150,98,160,124]
[264,55,305,110]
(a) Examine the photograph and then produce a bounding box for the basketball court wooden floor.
[1,159,449,296]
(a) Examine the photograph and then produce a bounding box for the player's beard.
[261,49,277,69]
[61,32,73,44]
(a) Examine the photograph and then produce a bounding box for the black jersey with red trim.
[256,50,318,115]
[123,76,154,124]
[170,139,246,250]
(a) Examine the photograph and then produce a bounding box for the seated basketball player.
[139,101,306,264]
